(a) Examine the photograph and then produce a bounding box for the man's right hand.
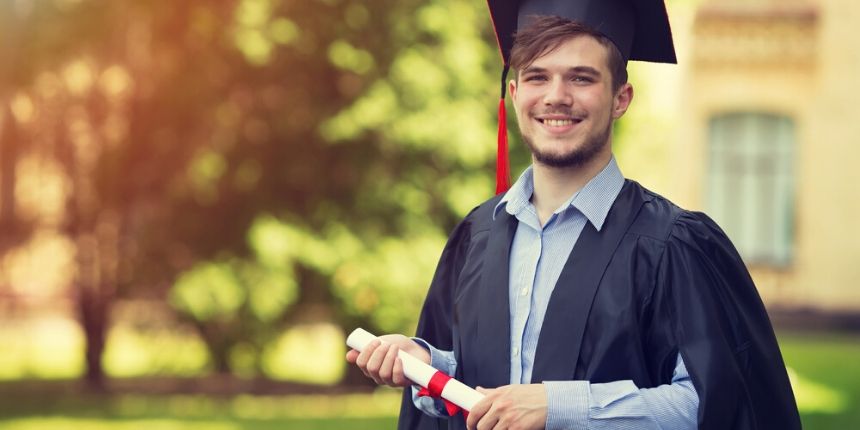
[345,334,431,388]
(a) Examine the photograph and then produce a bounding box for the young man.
[348,1,800,429]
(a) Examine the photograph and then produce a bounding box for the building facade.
[674,0,860,312]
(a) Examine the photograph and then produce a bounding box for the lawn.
[0,388,402,430]
[778,331,860,429]
[0,331,857,429]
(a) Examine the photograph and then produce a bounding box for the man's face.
[509,35,631,169]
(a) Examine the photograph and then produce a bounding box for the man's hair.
[509,15,628,93]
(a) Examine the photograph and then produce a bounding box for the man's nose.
[543,78,573,106]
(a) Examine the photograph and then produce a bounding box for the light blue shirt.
[413,158,698,429]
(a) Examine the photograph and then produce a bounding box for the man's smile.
[534,115,584,133]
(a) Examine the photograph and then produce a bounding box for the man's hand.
[345,334,431,388]
[466,384,548,430]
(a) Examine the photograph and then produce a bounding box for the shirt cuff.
[409,338,457,418]
[411,337,457,375]
[543,380,590,430]
[411,385,450,418]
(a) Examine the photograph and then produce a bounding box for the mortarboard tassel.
[495,98,511,195]
[495,66,511,195]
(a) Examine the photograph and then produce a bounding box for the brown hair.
[509,15,628,93]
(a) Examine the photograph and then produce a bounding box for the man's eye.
[524,75,547,82]
[572,76,593,83]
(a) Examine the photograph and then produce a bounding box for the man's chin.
[533,152,589,169]
[529,144,580,160]
[530,143,608,169]
[525,129,610,169]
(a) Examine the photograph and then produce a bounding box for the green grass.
[0,331,857,429]
[778,331,860,430]
[0,417,397,430]
[0,389,401,430]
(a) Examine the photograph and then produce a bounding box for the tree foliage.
[1,0,516,382]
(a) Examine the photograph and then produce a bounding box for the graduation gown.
[397,180,800,430]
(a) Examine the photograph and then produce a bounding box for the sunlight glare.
[10,92,35,123]
[787,366,849,414]
[62,59,95,96]
[99,65,133,99]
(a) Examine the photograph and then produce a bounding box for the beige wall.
[675,0,860,311]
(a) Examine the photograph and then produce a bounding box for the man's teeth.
[543,119,575,127]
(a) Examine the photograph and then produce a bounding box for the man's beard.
[522,118,611,169]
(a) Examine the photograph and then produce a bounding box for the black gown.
[397,180,800,430]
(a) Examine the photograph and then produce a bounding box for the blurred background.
[0,0,858,429]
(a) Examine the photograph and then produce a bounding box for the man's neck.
[530,150,613,226]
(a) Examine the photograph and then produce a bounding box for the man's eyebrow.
[520,65,602,76]
[569,66,601,77]
[520,66,548,75]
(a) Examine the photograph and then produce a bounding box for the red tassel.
[496,98,511,195]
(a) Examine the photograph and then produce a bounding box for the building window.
[707,112,795,266]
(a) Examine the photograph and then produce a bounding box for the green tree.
[160,0,513,380]
[2,0,518,386]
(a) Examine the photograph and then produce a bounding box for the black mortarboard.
[486,0,676,193]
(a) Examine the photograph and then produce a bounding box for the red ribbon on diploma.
[417,371,468,418]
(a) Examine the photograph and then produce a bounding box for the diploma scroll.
[346,328,484,412]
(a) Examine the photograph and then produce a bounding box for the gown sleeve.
[657,211,801,430]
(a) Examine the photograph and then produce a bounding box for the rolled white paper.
[347,327,485,412]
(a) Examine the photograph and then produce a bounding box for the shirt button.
[512,346,520,357]
[520,287,528,296]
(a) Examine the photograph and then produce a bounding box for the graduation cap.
[487,0,676,194]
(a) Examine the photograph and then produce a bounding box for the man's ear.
[507,79,520,118]
[508,79,518,103]
[612,83,634,119]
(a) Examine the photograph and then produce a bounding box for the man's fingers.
[466,395,492,430]
[392,356,407,386]
[378,344,400,385]
[346,336,417,387]
[355,339,380,378]
[475,403,501,430]
[365,341,392,384]
[355,339,379,367]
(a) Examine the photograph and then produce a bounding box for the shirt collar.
[493,157,625,231]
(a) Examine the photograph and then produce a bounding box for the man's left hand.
[466,384,547,430]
